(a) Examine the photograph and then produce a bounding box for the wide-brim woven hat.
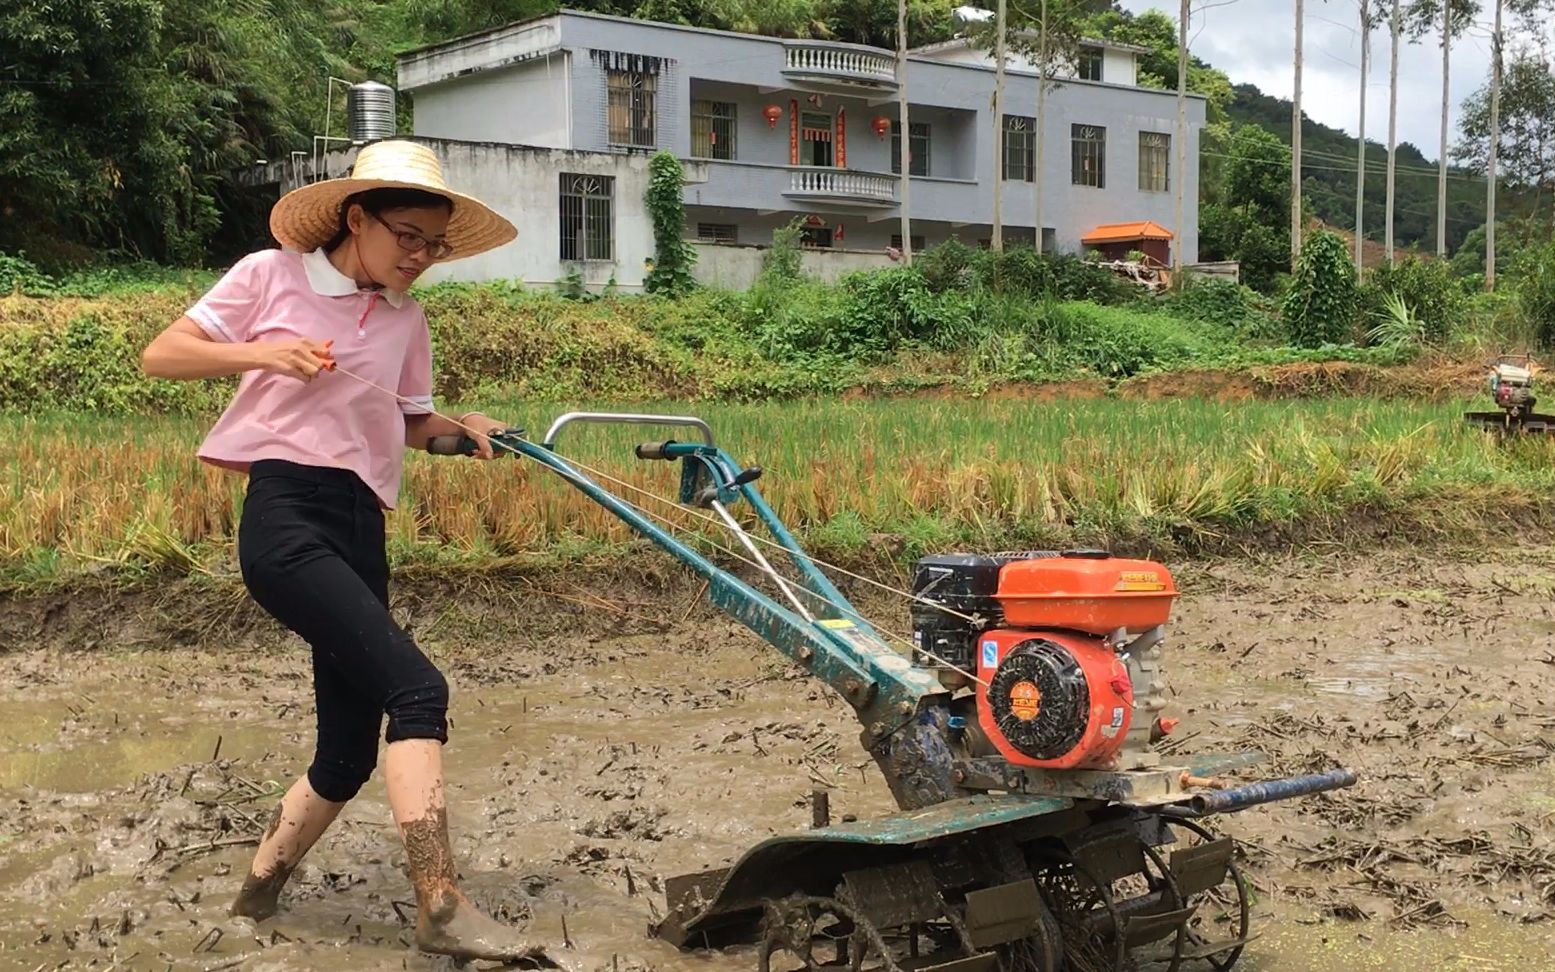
[269,139,516,260]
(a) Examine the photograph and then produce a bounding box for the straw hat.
[269,139,516,260]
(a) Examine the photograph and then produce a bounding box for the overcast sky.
[1116,1,1513,162]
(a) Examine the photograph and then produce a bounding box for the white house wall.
[1101,48,1138,86]
[395,11,1206,280]
[411,53,572,147]
[398,141,663,290]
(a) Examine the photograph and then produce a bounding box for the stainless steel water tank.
[346,81,396,143]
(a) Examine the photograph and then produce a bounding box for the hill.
[1224,83,1490,255]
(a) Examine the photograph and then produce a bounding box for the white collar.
[300,248,405,308]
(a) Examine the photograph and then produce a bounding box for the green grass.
[4,396,1553,589]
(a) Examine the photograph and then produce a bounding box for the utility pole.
[1437,0,1451,257]
[1386,0,1400,264]
[1487,0,1503,290]
[1174,0,1189,277]
[1293,0,1304,261]
[1034,0,1048,252]
[897,0,912,265]
[1355,1,1370,272]
[993,0,1007,251]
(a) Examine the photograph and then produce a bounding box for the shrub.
[0,252,56,296]
[1041,302,1213,377]
[1514,242,1555,349]
[761,219,805,283]
[1359,256,1465,346]
[1162,277,1282,341]
[1282,231,1358,348]
[916,237,977,293]
[913,241,1137,305]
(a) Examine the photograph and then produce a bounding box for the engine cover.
[975,628,1133,770]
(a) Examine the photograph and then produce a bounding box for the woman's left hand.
[460,412,512,460]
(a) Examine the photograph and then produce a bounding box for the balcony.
[783,167,897,207]
[781,40,899,93]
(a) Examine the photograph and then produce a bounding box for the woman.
[142,140,566,966]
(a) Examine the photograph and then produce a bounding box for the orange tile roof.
[1081,220,1175,244]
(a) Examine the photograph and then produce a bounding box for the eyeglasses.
[369,212,454,260]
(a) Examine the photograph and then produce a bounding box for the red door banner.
[836,108,847,168]
[789,99,799,166]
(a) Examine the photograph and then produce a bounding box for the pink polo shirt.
[189,247,434,509]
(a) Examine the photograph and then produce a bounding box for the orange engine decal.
[1008,681,1042,721]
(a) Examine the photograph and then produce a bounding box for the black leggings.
[238,459,449,803]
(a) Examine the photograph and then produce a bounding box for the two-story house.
[387,9,1205,289]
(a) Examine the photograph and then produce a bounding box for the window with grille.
[696,223,738,244]
[1138,132,1170,192]
[559,174,614,261]
[890,234,926,251]
[691,100,736,160]
[891,123,930,177]
[801,112,834,167]
[1077,46,1104,82]
[800,227,833,248]
[1071,124,1106,188]
[1002,115,1036,182]
[607,70,657,148]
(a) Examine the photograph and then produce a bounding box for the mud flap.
[1122,907,1195,948]
[962,879,1045,949]
[839,861,945,928]
[1169,837,1234,898]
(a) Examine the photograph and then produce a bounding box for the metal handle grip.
[635,440,677,460]
[426,427,525,457]
[543,412,715,448]
[427,435,477,456]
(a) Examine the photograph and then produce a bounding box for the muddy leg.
[386,738,564,964]
[231,777,346,920]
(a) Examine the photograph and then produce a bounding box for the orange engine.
[910,550,1178,771]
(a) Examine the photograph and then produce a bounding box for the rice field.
[3,396,1553,586]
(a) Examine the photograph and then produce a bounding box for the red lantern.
[871,116,891,140]
[763,105,783,130]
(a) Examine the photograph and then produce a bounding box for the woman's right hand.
[258,339,335,381]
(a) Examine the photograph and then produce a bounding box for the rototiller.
[427,412,1357,972]
[1465,354,1555,434]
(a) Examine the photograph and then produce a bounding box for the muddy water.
[2,547,1554,971]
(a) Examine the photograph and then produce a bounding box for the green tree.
[0,0,365,264]
[1197,124,1291,292]
[1224,124,1290,224]
[1454,49,1555,192]
[0,0,189,262]
[1283,230,1358,347]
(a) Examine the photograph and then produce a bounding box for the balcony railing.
[782,41,898,88]
[784,168,897,205]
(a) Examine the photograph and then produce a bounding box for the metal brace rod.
[709,500,815,622]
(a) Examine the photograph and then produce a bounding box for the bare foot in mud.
[229,864,295,921]
[416,890,568,967]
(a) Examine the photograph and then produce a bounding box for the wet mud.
[2,545,1554,970]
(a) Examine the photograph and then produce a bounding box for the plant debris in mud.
[4,549,1555,969]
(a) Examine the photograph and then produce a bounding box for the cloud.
[1117,0,1497,161]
